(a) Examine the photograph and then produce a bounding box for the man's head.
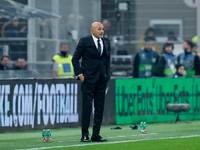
[67,14,74,25]
[59,43,69,57]
[145,27,155,37]
[11,18,19,27]
[60,43,69,52]
[192,43,198,53]
[144,36,155,51]
[0,56,10,67]
[176,64,185,75]
[163,43,174,54]
[91,22,104,39]
[16,58,26,69]
[102,19,111,32]
[167,31,177,41]
[183,40,193,53]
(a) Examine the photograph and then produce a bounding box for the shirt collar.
[92,35,101,42]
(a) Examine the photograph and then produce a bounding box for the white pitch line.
[16,135,200,150]
[116,136,126,137]
[149,133,158,135]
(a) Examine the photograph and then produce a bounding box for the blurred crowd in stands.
[133,27,200,78]
[0,17,199,79]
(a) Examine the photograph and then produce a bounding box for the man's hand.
[78,74,84,82]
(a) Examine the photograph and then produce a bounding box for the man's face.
[12,20,19,27]
[145,43,153,51]
[178,66,185,75]
[192,45,197,53]
[91,22,104,39]
[60,44,69,52]
[147,31,154,37]
[165,46,173,54]
[1,57,10,67]
[102,20,110,31]
[17,59,26,68]
[183,41,191,53]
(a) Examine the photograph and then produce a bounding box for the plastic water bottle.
[140,122,144,133]
[143,122,147,134]
[46,129,51,142]
[42,129,47,142]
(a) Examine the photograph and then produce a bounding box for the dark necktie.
[97,39,101,55]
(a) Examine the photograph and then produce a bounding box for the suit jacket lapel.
[102,38,108,56]
[89,36,95,48]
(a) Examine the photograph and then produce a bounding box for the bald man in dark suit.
[72,22,111,142]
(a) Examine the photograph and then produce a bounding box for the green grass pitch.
[1,120,200,150]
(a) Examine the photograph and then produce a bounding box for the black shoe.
[80,135,91,142]
[91,135,107,142]
[130,124,138,130]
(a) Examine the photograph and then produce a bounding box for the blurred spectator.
[191,43,199,55]
[14,58,27,70]
[177,40,200,76]
[0,56,11,70]
[3,19,27,37]
[52,43,74,78]
[66,14,74,35]
[173,64,185,78]
[191,36,200,57]
[137,27,160,54]
[2,18,27,60]
[167,31,177,42]
[102,19,112,40]
[65,14,86,41]
[37,18,52,38]
[157,43,176,77]
[133,37,159,78]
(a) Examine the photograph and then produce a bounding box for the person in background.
[173,64,185,78]
[177,40,200,77]
[137,27,160,54]
[52,43,74,78]
[65,14,86,41]
[3,18,27,60]
[0,56,11,70]
[167,31,177,42]
[157,43,176,77]
[133,37,159,78]
[14,58,27,70]
[102,19,112,40]
[191,43,200,57]
[191,36,200,57]
[72,22,111,142]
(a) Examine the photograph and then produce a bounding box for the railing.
[0,70,58,79]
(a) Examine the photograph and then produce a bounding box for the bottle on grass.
[46,129,52,142]
[42,129,47,142]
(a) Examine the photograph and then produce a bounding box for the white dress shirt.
[92,35,103,55]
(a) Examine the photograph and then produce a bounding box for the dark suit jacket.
[72,35,111,83]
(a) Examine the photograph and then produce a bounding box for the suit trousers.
[81,76,107,137]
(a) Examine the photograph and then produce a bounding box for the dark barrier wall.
[0,79,116,132]
[116,78,200,124]
[3,77,200,131]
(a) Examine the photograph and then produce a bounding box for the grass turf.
[0,120,200,150]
